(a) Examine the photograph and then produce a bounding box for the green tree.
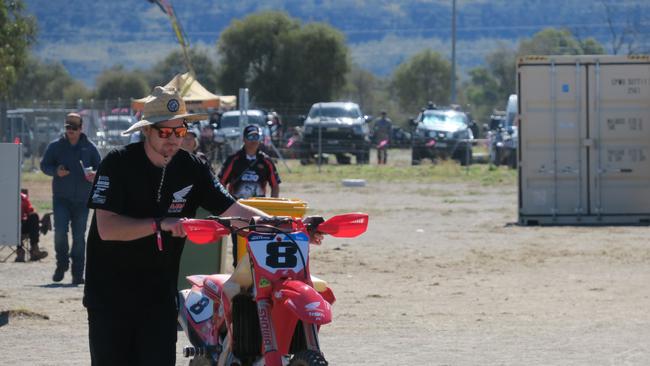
[463,68,501,122]
[146,48,219,92]
[486,44,517,99]
[389,50,451,114]
[216,11,349,109]
[95,66,149,102]
[518,28,605,56]
[11,57,90,102]
[343,64,381,115]
[0,0,36,98]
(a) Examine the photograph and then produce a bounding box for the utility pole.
[450,0,457,104]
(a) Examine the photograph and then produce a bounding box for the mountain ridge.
[24,0,650,86]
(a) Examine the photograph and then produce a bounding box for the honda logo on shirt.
[168,185,192,213]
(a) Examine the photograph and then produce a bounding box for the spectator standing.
[83,86,268,365]
[373,111,393,165]
[40,112,101,284]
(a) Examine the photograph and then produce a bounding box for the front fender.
[276,280,332,325]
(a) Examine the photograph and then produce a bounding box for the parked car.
[391,126,412,148]
[486,95,518,168]
[96,115,136,146]
[410,108,474,166]
[34,116,61,155]
[301,102,371,164]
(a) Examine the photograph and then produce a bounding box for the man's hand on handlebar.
[161,217,188,237]
[303,216,325,245]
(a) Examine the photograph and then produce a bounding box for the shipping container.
[518,55,650,225]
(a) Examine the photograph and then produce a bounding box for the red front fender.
[276,280,332,325]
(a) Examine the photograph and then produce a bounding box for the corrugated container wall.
[518,55,650,225]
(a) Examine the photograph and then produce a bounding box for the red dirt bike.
[178,213,369,366]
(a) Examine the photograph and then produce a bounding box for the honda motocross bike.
[177,213,369,366]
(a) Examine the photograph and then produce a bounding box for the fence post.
[0,99,6,142]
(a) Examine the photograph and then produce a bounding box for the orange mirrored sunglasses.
[151,124,188,138]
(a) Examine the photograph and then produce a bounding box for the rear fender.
[276,280,332,325]
[179,288,218,345]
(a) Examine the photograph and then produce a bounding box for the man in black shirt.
[84,86,268,366]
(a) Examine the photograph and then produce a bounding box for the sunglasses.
[65,125,80,131]
[244,134,260,142]
[151,124,188,138]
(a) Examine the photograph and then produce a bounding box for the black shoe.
[52,267,66,282]
[72,276,85,286]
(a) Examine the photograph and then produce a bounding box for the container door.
[519,62,588,216]
[587,62,650,214]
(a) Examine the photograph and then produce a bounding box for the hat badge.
[167,99,180,112]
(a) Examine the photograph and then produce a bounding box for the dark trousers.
[88,306,177,366]
[21,213,39,247]
[377,147,388,164]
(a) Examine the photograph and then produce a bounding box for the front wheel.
[289,350,328,366]
[188,355,215,366]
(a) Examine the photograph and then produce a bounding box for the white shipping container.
[518,55,650,225]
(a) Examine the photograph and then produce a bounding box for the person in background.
[40,112,101,285]
[218,124,282,266]
[218,124,281,200]
[373,111,393,165]
[181,125,209,165]
[15,192,49,262]
[83,86,269,366]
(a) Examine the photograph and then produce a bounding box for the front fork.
[257,298,323,366]
[257,299,282,366]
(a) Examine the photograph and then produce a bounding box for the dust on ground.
[2,154,650,365]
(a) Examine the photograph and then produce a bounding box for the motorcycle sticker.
[185,290,213,324]
[248,233,309,274]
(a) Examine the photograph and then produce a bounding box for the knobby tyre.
[289,350,328,366]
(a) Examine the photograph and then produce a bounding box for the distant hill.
[24,0,650,87]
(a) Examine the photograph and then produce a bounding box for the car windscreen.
[421,111,467,129]
[220,114,266,128]
[308,106,361,119]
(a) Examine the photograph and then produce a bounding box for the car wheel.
[336,153,351,165]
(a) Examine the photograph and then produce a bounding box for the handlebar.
[182,213,368,245]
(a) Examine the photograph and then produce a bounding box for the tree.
[518,28,605,56]
[389,50,451,114]
[146,48,219,92]
[0,0,36,98]
[462,68,501,122]
[10,57,90,102]
[342,64,381,115]
[486,44,517,100]
[216,11,349,110]
[95,66,149,102]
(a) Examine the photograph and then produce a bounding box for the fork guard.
[275,280,332,325]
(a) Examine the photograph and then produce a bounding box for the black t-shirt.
[217,149,281,199]
[83,142,236,310]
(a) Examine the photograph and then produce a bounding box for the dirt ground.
[2,151,650,365]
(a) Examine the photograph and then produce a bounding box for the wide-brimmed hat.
[122,86,208,135]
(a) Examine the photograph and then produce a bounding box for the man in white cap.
[83,86,270,366]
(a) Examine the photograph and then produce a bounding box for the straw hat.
[122,86,208,135]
